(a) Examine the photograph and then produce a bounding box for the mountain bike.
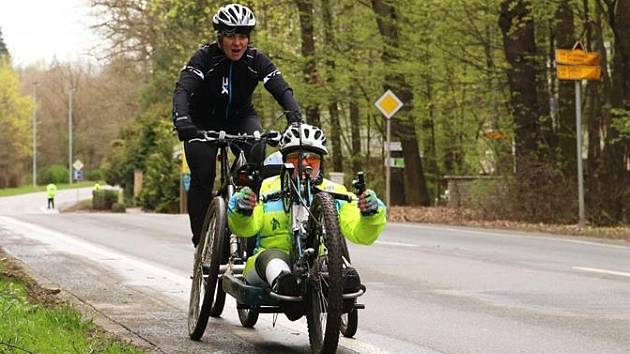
[187,129,281,340]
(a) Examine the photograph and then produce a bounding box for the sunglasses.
[286,152,321,166]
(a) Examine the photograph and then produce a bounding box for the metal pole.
[575,80,585,227]
[32,82,38,187]
[68,87,73,184]
[386,118,391,207]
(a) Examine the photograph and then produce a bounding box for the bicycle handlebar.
[192,130,282,145]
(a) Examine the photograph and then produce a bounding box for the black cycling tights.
[185,116,263,246]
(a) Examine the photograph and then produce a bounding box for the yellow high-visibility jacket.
[228,176,387,275]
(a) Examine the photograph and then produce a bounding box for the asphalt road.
[1,190,629,353]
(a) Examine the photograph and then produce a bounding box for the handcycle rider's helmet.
[212,3,256,35]
[280,123,328,156]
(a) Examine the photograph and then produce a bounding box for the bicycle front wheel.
[305,193,344,354]
[188,197,227,340]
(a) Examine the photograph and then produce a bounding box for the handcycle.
[188,129,368,353]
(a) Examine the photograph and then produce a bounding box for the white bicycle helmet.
[213,4,256,33]
[280,123,328,155]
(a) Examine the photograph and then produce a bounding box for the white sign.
[374,89,404,119]
[388,141,402,151]
[72,159,84,171]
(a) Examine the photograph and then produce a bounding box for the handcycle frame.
[187,128,368,352]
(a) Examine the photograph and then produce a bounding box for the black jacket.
[173,42,299,129]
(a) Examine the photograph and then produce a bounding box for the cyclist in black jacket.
[172,3,302,246]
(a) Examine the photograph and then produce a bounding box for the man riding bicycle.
[172,3,303,247]
[227,123,387,320]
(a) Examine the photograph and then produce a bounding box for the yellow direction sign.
[556,49,600,66]
[557,65,602,80]
[374,90,403,119]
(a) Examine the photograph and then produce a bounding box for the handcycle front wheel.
[237,305,260,328]
[188,197,228,340]
[305,193,344,354]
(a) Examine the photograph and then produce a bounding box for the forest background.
[1,0,629,226]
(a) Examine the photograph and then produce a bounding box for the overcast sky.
[0,0,99,67]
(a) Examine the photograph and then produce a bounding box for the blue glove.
[235,187,257,215]
[358,189,379,216]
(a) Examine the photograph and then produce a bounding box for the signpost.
[374,89,404,207]
[555,42,601,227]
[72,160,84,182]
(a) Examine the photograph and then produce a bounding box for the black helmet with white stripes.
[212,4,256,34]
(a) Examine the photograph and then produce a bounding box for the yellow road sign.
[374,90,403,119]
[557,65,602,80]
[556,49,600,66]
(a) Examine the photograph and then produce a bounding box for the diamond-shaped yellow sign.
[374,90,403,119]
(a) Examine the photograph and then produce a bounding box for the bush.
[111,202,126,213]
[42,164,69,184]
[83,169,104,182]
[92,189,119,210]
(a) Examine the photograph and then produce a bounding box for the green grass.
[0,181,96,197]
[0,273,142,354]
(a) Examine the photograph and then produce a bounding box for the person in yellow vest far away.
[94,183,101,192]
[46,183,57,209]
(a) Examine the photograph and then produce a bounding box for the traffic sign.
[384,158,405,168]
[388,141,403,151]
[374,90,403,119]
[73,169,83,181]
[557,65,602,80]
[72,159,84,171]
[555,49,600,66]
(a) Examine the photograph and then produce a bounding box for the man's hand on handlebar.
[235,187,257,215]
[173,115,201,141]
[358,189,379,216]
[285,111,304,125]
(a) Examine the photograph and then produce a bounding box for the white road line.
[375,240,417,247]
[389,223,630,250]
[572,266,630,278]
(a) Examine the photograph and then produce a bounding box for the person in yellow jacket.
[46,183,57,209]
[227,123,386,320]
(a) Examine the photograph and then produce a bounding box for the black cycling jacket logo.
[221,77,229,95]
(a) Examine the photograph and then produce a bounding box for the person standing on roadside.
[46,183,57,209]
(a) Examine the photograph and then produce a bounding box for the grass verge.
[0,252,142,354]
[0,181,96,198]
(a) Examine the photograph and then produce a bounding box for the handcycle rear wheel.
[237,305,260,328]
[305,193,344,354]
[188,197,227,340]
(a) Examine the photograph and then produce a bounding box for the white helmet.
[213,4,256,33]
[263,151,283,166]
[280,123,328,155]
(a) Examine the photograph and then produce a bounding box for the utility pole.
[32,82,39,187]
[68,86,74,184]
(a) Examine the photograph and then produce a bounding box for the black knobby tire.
[209,222,230,318]
[340,308,358,338]
[237,306,260,328]
[187,197,227,340]
[305,193,344,354]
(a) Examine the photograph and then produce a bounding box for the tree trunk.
[499,0,545,164]
[370,0,430,206]
[321,0,343,172]
[554,0,577,175]
[294,0,321,127]
[349,91,362,174]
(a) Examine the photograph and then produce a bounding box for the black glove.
[173,115,200,141]
[285,111,304,125]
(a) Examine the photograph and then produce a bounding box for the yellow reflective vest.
[228,176,387,275]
